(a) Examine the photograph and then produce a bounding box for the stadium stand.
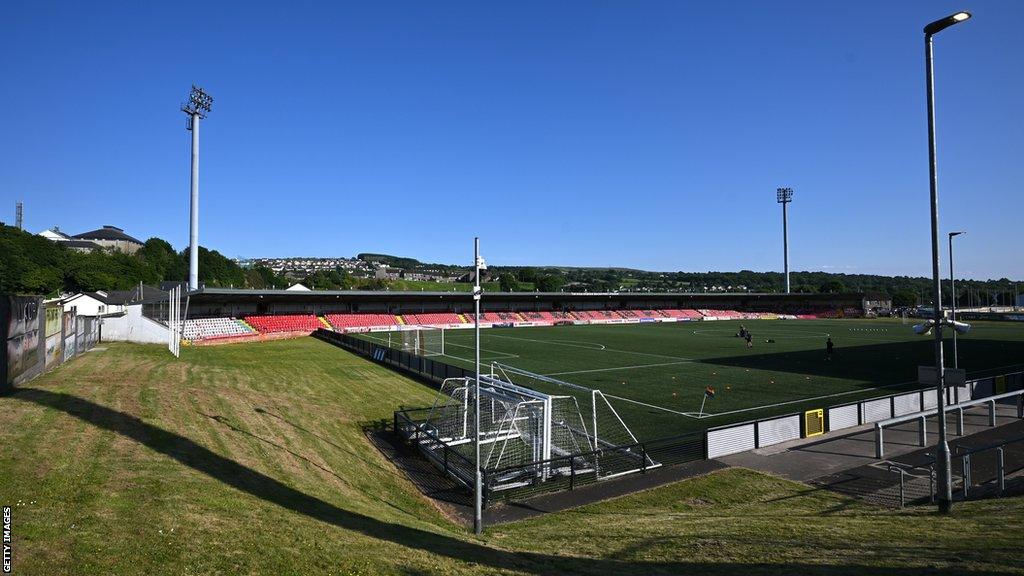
[244,314,322,333]
[183,317,255,341]
[519,311,546,322]
[401,313,465,326]
[618,310,639,318]
[698,309,745,320]
[481,312,521,323]
[661,309,703,319]
[325,313,399,330]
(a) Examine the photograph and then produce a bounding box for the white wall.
[101,305,168,344]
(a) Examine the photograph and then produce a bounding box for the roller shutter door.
[757,415,801,447]
[862,398,891,423]
[893,392,921,416]
[828,404,859,431]
[922,390,939,410]
[707,424,756,458]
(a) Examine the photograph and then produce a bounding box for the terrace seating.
[479,312,520,323]
[182,317,255,341]
[520,311,545,321]
[661,309,703,319]
[244,314,322,333]
[325,313,399,329]
[698,309,745,319]
[402,313,464,326]
[618,310,639,318]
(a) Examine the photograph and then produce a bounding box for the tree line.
[1,224,1018,306]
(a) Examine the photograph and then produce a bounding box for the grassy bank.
[0,338,1020,575]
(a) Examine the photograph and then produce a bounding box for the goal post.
[401,327,445,357]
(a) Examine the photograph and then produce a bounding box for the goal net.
[417,364,658,492]
[401,327,444,356]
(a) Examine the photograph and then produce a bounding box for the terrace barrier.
[874,388,1024,458]
[706,371,1024,460]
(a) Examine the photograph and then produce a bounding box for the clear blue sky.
[2,1,1021,279]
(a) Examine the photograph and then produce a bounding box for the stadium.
[3,4,1024,576]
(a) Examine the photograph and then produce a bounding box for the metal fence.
[2,296,99,393]
[320,328,1024,505]
[315,328,477,383]
[394,406,704,506]
[707,371,1024,460]
[320,329,707,504]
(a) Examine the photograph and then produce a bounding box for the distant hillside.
[357,253,422,269]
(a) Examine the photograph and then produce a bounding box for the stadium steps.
[318,316,331,328]
[396,316,406,325]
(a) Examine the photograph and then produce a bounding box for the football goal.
[416,363,658,492]
[401,327,445,357]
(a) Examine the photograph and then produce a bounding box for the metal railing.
[393,404,705,506]
[874,388,1024,458]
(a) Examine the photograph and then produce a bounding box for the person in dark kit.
[745,332,753,348]
[826,337,834,360]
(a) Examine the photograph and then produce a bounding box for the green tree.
[892,289,918,307]
[819,280,846,294]
[498,273,519,292]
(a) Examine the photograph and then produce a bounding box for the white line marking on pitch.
[488,333,693,361]
[544,360,695,377]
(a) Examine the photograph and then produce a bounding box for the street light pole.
[949,231,965,369]
[924,10,971,514]
[473,237,482,534]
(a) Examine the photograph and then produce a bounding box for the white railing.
[874,389,1024,458]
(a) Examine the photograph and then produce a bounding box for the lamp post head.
[949,231,966,239]
[925,11,971,36]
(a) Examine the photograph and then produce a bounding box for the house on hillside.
[38,226,102,252]
[63,285,167,317]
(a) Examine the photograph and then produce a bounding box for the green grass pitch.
[361,318,1024,439]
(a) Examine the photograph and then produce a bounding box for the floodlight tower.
[776,188,793,293]
[181,85,213,291]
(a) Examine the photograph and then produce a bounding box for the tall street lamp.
[924,10,971,514]
[948,231,965,369]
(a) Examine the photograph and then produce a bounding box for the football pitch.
[360,319,1024,440]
